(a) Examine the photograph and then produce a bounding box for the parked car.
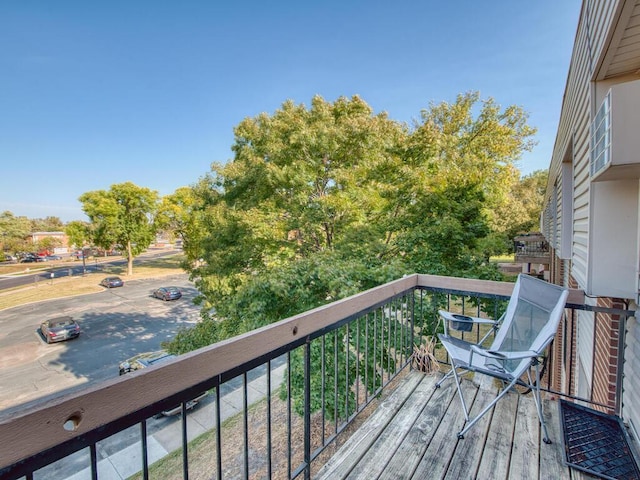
[40,316,81,344]
[152,286,182,301]
[100,276,124,288]
[118,351,207,416]
[19,257,37,263]
[45,255,62,261]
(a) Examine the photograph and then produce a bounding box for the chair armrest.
[470,345,538,360]
[438,310,497,335]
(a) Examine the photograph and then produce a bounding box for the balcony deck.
[1,274,611,480]
[316,370,592,480]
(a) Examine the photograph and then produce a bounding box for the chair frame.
[435,274,568,443]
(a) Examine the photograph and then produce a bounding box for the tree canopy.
[165,92,536,352]
[78,182,159,275]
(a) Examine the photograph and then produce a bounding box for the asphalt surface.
[0,263,287,479]
[0,250,179,291]
[0,273,200,413]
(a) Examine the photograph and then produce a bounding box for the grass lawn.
[0,253,187,312]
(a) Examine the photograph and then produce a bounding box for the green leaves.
[78,182,159,275]
[164,92,537,418]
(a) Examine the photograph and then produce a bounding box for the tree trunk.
[127,241,134,276]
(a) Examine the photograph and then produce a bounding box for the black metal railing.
[0,275,632,480]
[514,234,550,259]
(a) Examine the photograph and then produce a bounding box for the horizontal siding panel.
[622,24,640,39]
[624,316,640,438]
[619,31,640,47]
[610,47,640,62]
[613,38,640,53]
[630,5,640,25]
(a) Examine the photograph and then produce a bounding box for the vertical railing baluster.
[386,301,391,383]
[243,372,249,480]
[418,289,424,352]
[140,420,149,480]
[267,360,272,479]
[182,402,189,480]
[568,308,575,396]
[321,334,326,446]
[615,311,627,416]
[373,310,377,395]
[216,385,222,480]
[393,298,398,373]
[365,313,369,404]
[90,444,98,480]
[304,340,311,480]
[345,324,350,419]
[476,301,482,344]
[334,329,338,433]
[287,351,292,480]
[356,317,360,410]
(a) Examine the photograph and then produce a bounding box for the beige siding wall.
[544,0,640,437]
[624,312,640,438]
[546,0,622,290]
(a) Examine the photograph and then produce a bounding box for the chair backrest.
[488,274,569,375]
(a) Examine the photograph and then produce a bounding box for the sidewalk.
[65,364,286,480]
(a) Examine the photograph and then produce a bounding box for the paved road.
[0,250,180,291]
[0,273,199,413]
[0,260,288,479]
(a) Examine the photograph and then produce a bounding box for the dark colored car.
[152,286,182,301]
[100,276,124,288]
[118,351,207,416]
[40,316,81,344]
[2,253,16,263]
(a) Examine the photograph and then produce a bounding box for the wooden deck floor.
[316,371,596,480]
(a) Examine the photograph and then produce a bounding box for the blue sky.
[0,1,581,222]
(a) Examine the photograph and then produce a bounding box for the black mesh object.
[560,400,640,480]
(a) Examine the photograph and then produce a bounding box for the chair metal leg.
[435,368,454,388]
[457,376,519,439]
[529,363,552,444]
[451,366,470,422]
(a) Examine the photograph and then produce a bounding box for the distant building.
[30,231,70,253]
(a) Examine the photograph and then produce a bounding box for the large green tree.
[79,182,159,275]
[65,220,92,251]
[165,93,535,417]
[156,183,212,268]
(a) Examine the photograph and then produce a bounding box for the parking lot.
[0,274,200,413]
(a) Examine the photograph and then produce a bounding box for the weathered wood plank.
[443,383,499,480]
[476,390,519,479]
[314,371,423,480]
[508,393,539,480]
[410,379,480,479]
[539,399,573,479]
[379,378,457,479]
[315,375,578,480]
[345,374,439,479]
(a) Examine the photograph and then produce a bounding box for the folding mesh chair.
[436,274,569,442]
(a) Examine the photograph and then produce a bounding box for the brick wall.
[592,297,621,413]
[546,247,620,413]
